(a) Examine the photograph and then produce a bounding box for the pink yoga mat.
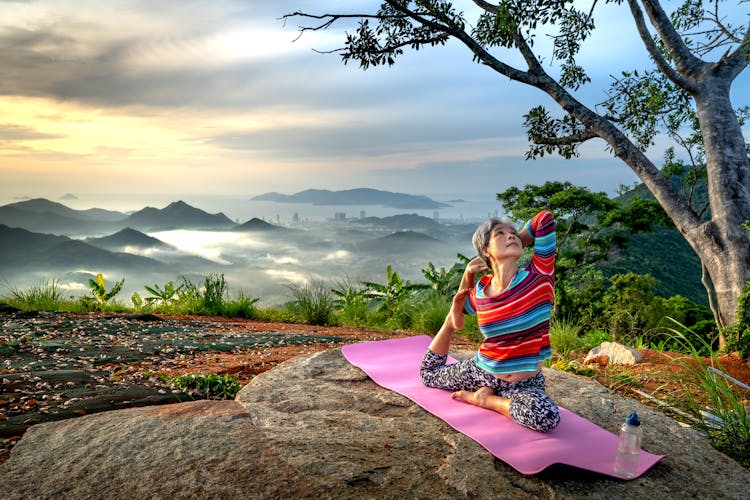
[342,335,664,479]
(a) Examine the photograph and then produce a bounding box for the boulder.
[2,345,748,499]
[584,341,643,366]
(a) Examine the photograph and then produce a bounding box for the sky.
[1,0,748,210]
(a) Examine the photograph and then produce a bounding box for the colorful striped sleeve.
[525,210,556,277]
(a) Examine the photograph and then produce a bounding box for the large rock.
[2,345,748,499]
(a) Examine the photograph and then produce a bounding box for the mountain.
[0,224,71,258]
[251,188,450,209]
[0,225,162,271]
[235,218,287,232]
[599,226,705,304]
[28,240,163,270]
[0,199,127,234]
[85,228,174,251]
[4,198,127,222]
[597,177,709,305]
[356,230,447,254]
[125,200,234,230]
[350,213,444,232]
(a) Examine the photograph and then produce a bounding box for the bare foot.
[451,387,512,417]
[451,386,495,408]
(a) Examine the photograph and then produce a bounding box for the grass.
[4,279,65,311]
[285,280,337,326]
[663,319,750,469]
[549,317,587,358]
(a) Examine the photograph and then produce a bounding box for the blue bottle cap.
[626,411,641,426]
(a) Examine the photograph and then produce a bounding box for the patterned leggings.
[420,350,561,432]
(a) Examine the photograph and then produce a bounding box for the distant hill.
[4,198,127,222]
[252,188,450,209]
[350,213,443,232]
[0,224,71,258]
[29,240,163,270]
[356,230,447,254]
[0,225,162,272]
[125,200,234,230]
[0,199,127,234]
[597,176,708,305]
[599,226,705,305]
[85,228,174,251]
[235,218,287,232]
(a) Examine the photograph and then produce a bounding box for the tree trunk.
[684,75,750,348]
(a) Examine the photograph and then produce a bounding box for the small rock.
[584,341,642,365]
[584,354,610,367]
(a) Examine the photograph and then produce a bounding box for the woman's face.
[484,223,522,267]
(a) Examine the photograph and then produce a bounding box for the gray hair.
[472,216,517,267]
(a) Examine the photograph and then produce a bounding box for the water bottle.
[614,411,642,478]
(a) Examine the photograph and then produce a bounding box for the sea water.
[3,191,505,225]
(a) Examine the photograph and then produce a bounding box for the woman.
[420,209,560,432]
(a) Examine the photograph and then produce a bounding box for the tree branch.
[281,11,396,42]
[626,0,700,92]
[716,21,750,79]
[471,0,500,14]
[385,0,536,84]
[639,0,705,74]
[531,130,599,146]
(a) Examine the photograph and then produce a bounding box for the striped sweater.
[465,210,556,374]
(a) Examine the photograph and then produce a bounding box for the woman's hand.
[466,255,489,275]
[518,225,533,248]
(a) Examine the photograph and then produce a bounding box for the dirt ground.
[146,315,750,411]
[145,314,477,385]
[1,311,748,466]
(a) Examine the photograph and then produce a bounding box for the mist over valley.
[0,191,486,306]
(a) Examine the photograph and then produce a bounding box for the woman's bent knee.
[508,392,561,432]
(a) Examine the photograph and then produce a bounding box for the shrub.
[200,273,228,315]
[286,280,336,326]
[580,330,613,351]
[550,317,587,359]
[331,278,371,327]
[168,373,241,399]
[222,291,260,319]
[4,279,65,310]
[363,265,428,320]
[87,273,124,305]
[412,292,450,334]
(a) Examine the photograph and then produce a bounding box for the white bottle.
[614,410,642,478]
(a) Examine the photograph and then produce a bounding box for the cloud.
[0,123,61,141]
[1,1,746,204]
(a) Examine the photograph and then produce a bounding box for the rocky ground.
[1,306,748,468]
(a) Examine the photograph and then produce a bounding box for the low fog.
[2,220,478,307]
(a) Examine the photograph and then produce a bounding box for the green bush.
[4,279,65,310]
[200,273,228,315]
[223,291,260,319]
[412,292,450,334]
[286,280,336,326]
[363,265,428,320]
[168,373,241,399]
[331,278,371,327]
[550,317,587,359]
[581,330,612,350]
